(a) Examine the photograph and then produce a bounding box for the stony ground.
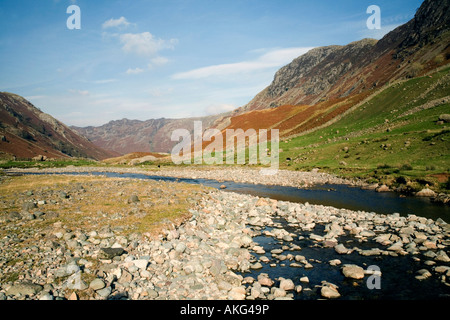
[3,166,361,188]
[0,173,449,300]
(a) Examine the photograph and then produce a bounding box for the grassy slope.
[280,66,450,192]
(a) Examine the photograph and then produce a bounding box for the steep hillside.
[0,92,118,160]
[280,65,450,190]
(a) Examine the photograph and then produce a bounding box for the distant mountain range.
[1,0,449,160]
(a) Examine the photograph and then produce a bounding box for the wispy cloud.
[172,47,314,80]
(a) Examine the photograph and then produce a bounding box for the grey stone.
[133,259,149,270]
[6,282,43,297]
[66,272,88,290]
[175,242,186,253]
[128,195,140,203]
[97,286,112,298]
[22,202,37,211]
[99,247,125,260]
[90,278,106,291]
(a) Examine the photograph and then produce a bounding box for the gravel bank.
[0,173,448,300]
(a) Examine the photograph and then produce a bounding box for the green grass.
[0,158,98,169]
[279,66,450,192]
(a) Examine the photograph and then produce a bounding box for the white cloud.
[126,67,144,75]
[119,32,178,56]
[172,47,314,80]
[102,17,130,29]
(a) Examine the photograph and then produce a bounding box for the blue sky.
[0,0,423,126]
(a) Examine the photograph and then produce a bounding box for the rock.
[438,114,450,123]
[416,188,436,197]
[22,202,37,211]
[329,259,342,266]
[342,264,365,279]
[387,241,403,252]
[68,292,78,300]
[99,247,125,260]
[251,283,263,299]
[416,269,432,280]
[7,211,22,220]
[257,274,274,287]
[376,185,390,192]
[220,185,227,189]
[133,259,149,270]
[97,286,112,298]
[66,272,88,290]
[435,251,450,263]
[21,212,35,220]
[250,262,263,270]
[228,287,246,300]
[175,242,187,253]
[334,243,351,254]
[90,278,106,291]
[271,287,286,298]
[39,293,54,300]
[310,233,324,242]
[59,191,69,199]
[321,284,340,299]
[359,248,382,256]
[299,276,309,283]
[435,266,450,274]
[128,195,140,203]
[118,270,133,284]
[279,278,295,291]
[6,282,43,297]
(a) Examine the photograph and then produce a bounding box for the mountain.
[238,0,450,113]
[0,92,119,160]
[72,113,228,155]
